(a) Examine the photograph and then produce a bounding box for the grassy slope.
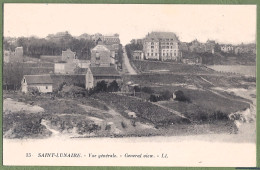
[127,60,253,122]
[91,93,189,126]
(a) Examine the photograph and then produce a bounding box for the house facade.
[143,32,181,61]
[221,44,233,53]
[15,47,23,57]
[61,49,76,61]
[90,44,115,67]
[21,75,53,93]
[86,67,121,89]
[132,50,144,60]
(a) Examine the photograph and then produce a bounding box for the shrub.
[107,80,120,92]
[174,90,191,103]
[105,124,111,131]
[141,86,154,94]
[121,122,127,128]
[149,94,158,102]
[134,86,141,92]
[160,90,172,100]
[94,80,108,93]
[28,87,40,95]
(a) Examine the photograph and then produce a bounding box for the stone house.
[90,44,115,67]
[61,49,76,62]
[21,75,53,93]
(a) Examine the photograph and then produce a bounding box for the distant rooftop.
[24,75,53,85]
[89,67,120,77]
[145,32,179,41]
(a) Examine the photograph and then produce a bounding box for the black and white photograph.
[3,4,257,167]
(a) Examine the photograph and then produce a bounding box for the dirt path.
[122,46,137,75]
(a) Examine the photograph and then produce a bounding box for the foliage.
[14,32,95,59]
[149,90,172,102]
[174,90,191,103]
[107,80,120,92]
[94,80,108,93]
[121,121,127,128]
[28,87,40,95]
[125,42,143,59]
[141,86,154,94]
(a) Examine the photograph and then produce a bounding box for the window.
[166,46,169,49]
[155,53,157,56]
[151,53,153,56]
[96,53,100,60]
[151,42,154,45]
[46,86,48,89]
[151,46,154,49]
[24,79,25,83]
[147,53,150,56]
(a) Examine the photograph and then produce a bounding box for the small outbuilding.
[21,75,53,93]
[85,66,121,89]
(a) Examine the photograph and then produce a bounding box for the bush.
[105,124,111,131]
[107,80,120,92]
[121,122,127,128]
[149,94,158,102]
[160,90,172,100]
[28,87,40,96]
[134,86,141,92]
[94,80,108,93]
[141,86,154,94]
[174,90,191,103]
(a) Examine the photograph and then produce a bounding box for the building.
[54,61,77,74]
[86,67,121,89]
[4,50,11,63]
[90,43,115,67]
[4,50,23,63]
[21,75,53,93]
[221,44,233,53]
[204,40,215,54]
[61,49,76,61]
[132,50,144,60]
[130,39,143,45]
[143,32,181,61]
[15,47,23,57]
[189,39,206,53]
[74,59,91,68]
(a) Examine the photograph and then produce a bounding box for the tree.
[174,90,191,103]
[160,90,172,100]
[149,94,158,102]
[108,80,120,92]
[94,80,108,92]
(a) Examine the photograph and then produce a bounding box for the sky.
[4,4,257,45]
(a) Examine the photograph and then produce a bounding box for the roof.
[24,75,53,85]
[145,32,179,41]
[92,44,110,52]
[89,67,121,77]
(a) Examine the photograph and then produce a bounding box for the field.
[207,65,256,77]
[3,90,241,139]
[132,60,215,74]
